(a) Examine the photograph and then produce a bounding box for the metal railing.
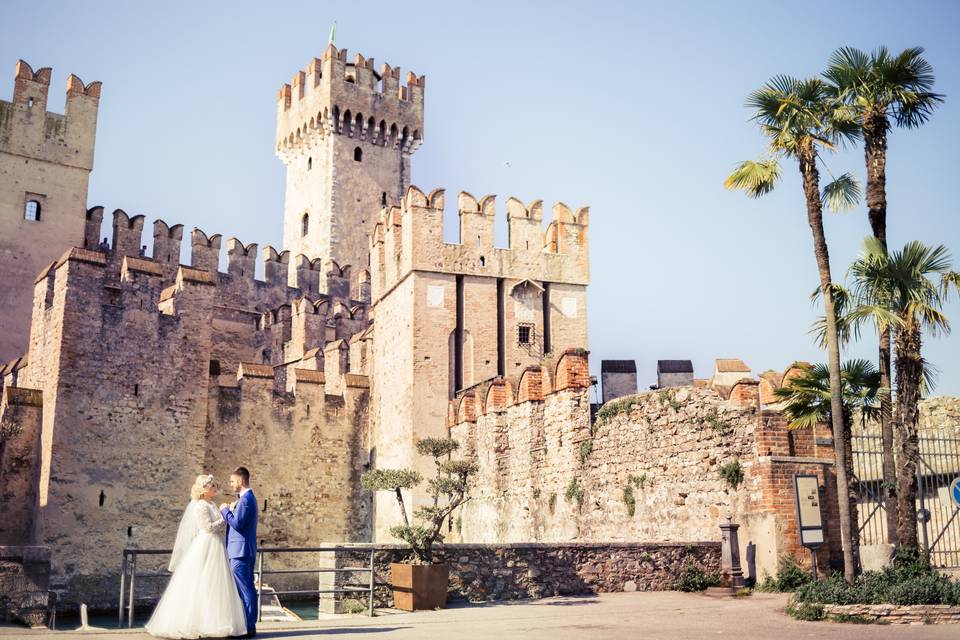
[118,546,376,628]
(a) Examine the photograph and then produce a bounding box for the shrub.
[548,492,557,513]
[785,600,825,621]
[718,459,744,490]
[565,477,584,512]
[578,439,594,464]
[672,562,721,592]
[0,416,22,443]
[756,555,812,592]
[791,548,960,607]
[623,485,636,517]
[627,473,648,489]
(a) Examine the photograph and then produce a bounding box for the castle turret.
[0,60,101,361]
[275,45,424,282]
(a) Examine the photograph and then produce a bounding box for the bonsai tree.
[361,437,477,563]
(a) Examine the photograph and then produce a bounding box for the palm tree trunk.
[864,112,899,546]
[894,321,922,549]
[842,409,860,573]
[798,144,858,583]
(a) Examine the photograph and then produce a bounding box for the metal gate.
[852,434,960,568]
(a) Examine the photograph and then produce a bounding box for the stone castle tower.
[276,43,424,277]
[0,61,101,361]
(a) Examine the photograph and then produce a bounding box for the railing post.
[368,549,375,617]
[127,552,137,628]
[257,550,264,623]
[118,551,127,628]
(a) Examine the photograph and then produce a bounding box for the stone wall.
[0,546,50,627]
[0,387,42,544]
[318,541,721,612]
[821,603,960,624]
[451,383,843,582]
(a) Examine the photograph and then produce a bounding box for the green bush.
[791,548,960,606]
[342,599,368,615]
[756,555,812,592]
[718,459,744,490]
[704,409,733,436]
[785,600,825,621]
[672,563,721,592]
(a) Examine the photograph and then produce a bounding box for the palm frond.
[820,172,862,212]
[724,158,781,197]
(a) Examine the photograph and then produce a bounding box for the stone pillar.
[719,520,745,589]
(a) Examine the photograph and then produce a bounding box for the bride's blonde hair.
[190,474,217,500]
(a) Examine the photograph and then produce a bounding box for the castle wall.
[0,62,100,362]
[0,387,43,544]
[451,377,843,583]
[204,371,370,549]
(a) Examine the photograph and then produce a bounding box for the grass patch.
[785,600,824,621]
[658,388,682,411]
[703,409,733,436]
[548,492,557,514]
[595,396,641,424]
[756,555,812,593]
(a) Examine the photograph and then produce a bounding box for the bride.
[145,475,248,639]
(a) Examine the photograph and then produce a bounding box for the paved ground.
[1,592,956,639]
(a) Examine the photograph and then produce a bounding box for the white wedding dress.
[145,500,248,639]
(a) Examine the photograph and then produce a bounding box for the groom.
[221,466,258,638]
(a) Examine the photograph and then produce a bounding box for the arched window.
[24,200,41,221]
[301,212,309,237]
[354,147,362,162]
[307,157,312,171]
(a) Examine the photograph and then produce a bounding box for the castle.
[0,45,590,604]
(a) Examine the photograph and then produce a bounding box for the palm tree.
[725,75,861,582]
[825,46,944,544]
[847,239,960,548]
[774,360,886,570]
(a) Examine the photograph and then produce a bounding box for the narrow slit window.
[354,146,362,162]
[301,213,309,237]
[307,157,312,171]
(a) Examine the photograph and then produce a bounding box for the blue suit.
[222,489,258,635]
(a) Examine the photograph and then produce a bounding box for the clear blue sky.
[3,1,959,396]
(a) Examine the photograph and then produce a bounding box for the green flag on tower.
[328,22,336,47]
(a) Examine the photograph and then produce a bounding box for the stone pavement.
[1,592,957,640]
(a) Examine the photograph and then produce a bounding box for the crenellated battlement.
[275,45,424,163]
[81,207,372,306]
[0,60,100,169]
[370,186,589,300]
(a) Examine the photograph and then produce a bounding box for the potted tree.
[361,437,477,611]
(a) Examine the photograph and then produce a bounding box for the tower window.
[518,323,534,345]
[307,157,312,171]
[354,147,362,162]
[24,200,41,221]
[301,213,309,237]
[381,192,387,206]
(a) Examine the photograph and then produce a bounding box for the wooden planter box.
[390,563,449,611]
